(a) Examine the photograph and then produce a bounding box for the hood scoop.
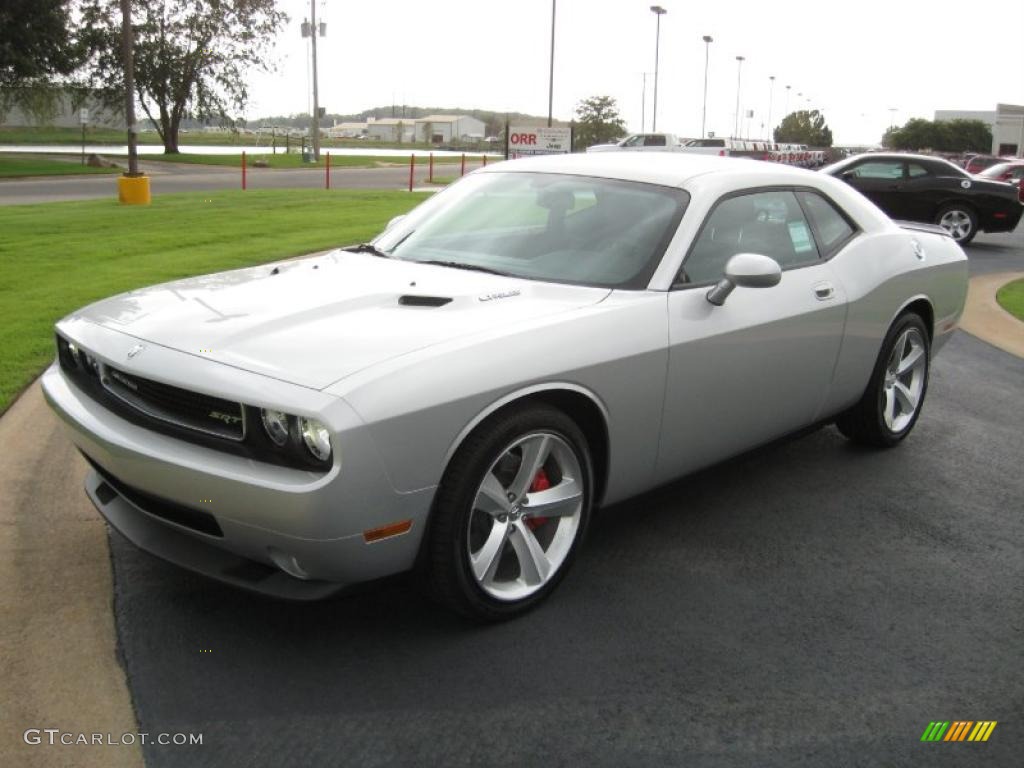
[398,295,452,308]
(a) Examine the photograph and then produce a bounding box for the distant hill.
[250,106,569,136]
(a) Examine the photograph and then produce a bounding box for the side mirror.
[385,214,406,231]
[706,253,782,306]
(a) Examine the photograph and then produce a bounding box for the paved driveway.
[103,228,1024,767]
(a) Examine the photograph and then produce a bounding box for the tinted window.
[681,190,819,284]
[644,135,667,146]
[686,138,725,147]
[849,161,903,179]
[799,192,855,254]
[907,163,930,178]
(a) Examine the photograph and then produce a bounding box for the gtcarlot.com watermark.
[24,729,202,746]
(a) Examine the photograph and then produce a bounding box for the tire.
[425,404,593,621]
[836,312,930,448]
[935,203,978,245]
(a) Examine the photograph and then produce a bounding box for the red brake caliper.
[526,468,551,530]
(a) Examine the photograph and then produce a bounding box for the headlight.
[260,409,290,446]
[299,417,332,462]
[67,342,81,367]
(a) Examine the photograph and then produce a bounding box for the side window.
[798,191,856,255]
[907,163,930,178]
[849,161,904,179]
[681,190,820,285]
[645,135,667,146]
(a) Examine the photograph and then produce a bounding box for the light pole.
[888,107,898,128]
[701,35,713,138]
[301,2,326,160]
[547,0,556,127]
[767,75,775,140]
[785,84,791,118]
[650,6,667,132]
[641,72,647,132]
[733,55,744,138]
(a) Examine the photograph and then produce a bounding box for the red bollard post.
[460,153,465,177]
[325,152,331,190]
[408,154,415,192]
[429,153,434,183]
[241,151,246,190]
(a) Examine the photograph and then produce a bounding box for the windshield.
[374,172,689,289]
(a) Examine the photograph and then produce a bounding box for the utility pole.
[119,0,138,175]
[733,55,745,139]
[310,0,321,160]
[547,0,556,127]
[767,75,775,140]
[641,73,647,133]
[650,6,667,132]
[701,35,713,138]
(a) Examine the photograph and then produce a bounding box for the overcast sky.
[247,0,1024,145]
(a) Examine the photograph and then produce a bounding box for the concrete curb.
[959,271,1024,359]
[0,381,142,768]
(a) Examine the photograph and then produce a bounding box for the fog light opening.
[267,547,311,580]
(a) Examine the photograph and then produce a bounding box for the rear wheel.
[426,404,593,621]
[836,313,930,447]
[935,203,978,244]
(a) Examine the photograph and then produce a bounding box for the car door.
[656,188,850,483]
[898,160,940,221]
[838,159,906,216]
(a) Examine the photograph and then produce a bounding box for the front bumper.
[42,360,436,595]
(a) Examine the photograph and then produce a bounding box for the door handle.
[813,282,835,301]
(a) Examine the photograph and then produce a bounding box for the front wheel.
[426,404,593,621]
[935,203,978,244]
[836,313,930,447]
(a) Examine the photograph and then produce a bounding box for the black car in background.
[823,153,1023,244]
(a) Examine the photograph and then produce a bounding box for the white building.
[325,121,367,139]
[414,114,486,144]
[935,103,1024,156]
[365,117,415,143]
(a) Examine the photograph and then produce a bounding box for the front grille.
[101,365,246,441]
[84,453,224,537]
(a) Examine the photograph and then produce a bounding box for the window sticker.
[788,221,814,254]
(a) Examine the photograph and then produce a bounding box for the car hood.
[71,251,611,389]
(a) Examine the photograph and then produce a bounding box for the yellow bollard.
[118,175,151,205]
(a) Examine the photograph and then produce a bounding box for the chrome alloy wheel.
[938,209,973,242]
[882,327,927,433]
[466,432,584,602]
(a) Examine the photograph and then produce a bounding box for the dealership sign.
[508,126,572,156]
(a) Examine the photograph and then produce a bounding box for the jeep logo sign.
[508,126,572,158]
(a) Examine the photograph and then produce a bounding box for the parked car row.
[587,134,828,168]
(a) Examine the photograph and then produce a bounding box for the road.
[105,229,1021,767]
[0,157,461,204]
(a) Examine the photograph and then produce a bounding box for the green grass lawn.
[0,189,428,413]
[142,152,466,169]
[996,277,1024,321]
[0,153,120,178]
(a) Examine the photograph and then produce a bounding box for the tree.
[883,118,990,153]
[0,0,82,119]
[774,109,833,147]
[574,95,626,150]
[79,0,287,153]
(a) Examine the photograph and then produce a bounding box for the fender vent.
[398,295,452,307]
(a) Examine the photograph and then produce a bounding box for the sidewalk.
[959,271,1024,359]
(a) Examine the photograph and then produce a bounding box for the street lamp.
[650,6,667,131]
[641,72,647,132]
[785,84,791,117]
[301,1,326,160]
[888,107,898,128]
[733,55,744,138]
[701,35,713,138]
[547,0,556,127]
[767,75,775,140]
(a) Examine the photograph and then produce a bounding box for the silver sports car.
[43,153,968,620]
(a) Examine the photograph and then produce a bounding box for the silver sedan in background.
[43,153,968,620]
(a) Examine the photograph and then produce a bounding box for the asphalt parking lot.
[104,230,1023,767]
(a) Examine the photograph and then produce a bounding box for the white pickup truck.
[586,133,686,153]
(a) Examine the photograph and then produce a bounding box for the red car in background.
[964,155,1003,174]
[976,160,1024,188]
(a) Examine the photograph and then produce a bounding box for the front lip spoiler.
[84,468,345,602]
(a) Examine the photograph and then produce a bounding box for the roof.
[415,114,479,123]
[480,151,823,189]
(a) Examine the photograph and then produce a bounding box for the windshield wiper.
[343,243,392,258]
[417,260,511,276]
